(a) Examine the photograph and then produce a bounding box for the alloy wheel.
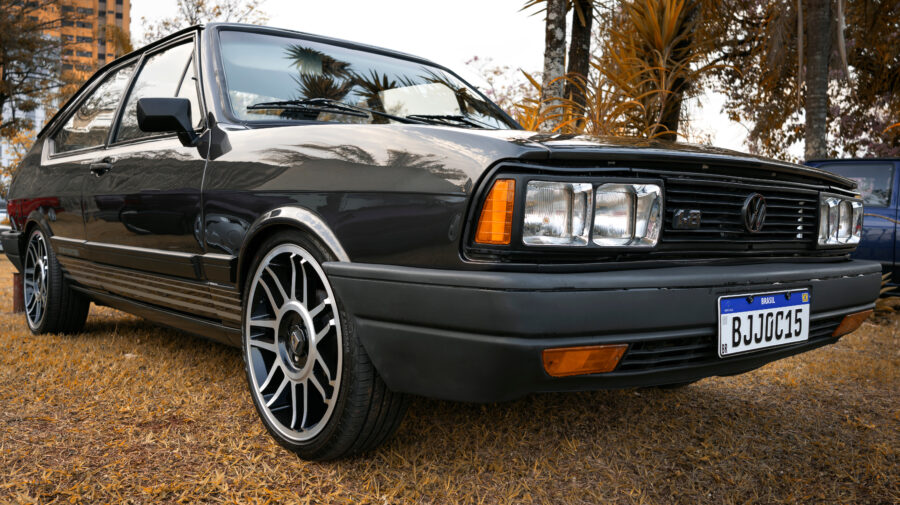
[24,232,49,329]
[244,244,343,442]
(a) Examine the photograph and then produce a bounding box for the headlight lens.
[818,195,862,246]
[593,183,662,247]
[523,181,592,246]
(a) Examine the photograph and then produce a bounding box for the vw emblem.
[742,193,767,233]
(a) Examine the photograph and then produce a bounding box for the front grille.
[615,315,843,372]
[663,177,819,245]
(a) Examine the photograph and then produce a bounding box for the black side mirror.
[136,97,200,147]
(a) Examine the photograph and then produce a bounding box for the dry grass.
[0,258,897,505]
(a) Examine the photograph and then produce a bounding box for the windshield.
[818,162,894,207]
[217,30,516,129]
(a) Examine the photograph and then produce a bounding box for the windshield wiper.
[247,98,424,124]
[404,114,495,129]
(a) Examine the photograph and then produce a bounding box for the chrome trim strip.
[87,240,196,259]
[58,256,242,325]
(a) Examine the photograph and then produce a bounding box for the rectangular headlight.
[523,181,592,246]
[593,183,662,247]
[818,195,862,246]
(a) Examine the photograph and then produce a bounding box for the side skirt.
[57,255,242,327]
[73,285,242,347]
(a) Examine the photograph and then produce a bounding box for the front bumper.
[324,260,881,402]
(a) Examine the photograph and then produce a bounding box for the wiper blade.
[247,98,424,124]
[247,99,368,118]
[404,114,495,129]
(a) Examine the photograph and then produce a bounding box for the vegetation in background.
[708,0,900,159]
[0,1,81,152]
[140,0,269,44]
[502,0,898,159]
[516,0,722,140]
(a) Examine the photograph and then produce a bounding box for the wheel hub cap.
[281,314,310,368]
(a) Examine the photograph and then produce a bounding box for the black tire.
[23,227,90,335]
[241,229,408,460]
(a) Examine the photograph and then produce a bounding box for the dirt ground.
[0,258,897,504]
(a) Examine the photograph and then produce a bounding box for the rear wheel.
[242,230,408,460]
[23,227,89,335]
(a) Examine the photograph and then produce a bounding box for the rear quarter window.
[53,62,136,153]
[817,163,894,207]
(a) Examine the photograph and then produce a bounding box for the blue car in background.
[806,158,900,292]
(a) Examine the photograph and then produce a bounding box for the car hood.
[456,129,857,189]
[213,123,855,197]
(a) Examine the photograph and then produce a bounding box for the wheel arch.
[21,211,53,253]
[236,206,350,291]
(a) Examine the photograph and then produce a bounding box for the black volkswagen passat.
[2,23,881,460]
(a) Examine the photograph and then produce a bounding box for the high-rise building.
[48,0,132,74]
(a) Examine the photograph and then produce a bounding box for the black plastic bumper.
[324,260,881,402]
[1,230,23,271]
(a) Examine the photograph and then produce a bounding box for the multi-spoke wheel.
[242,230,408,460]
[22,227,90,335]
[24,231,49,329]
[245,243,342,441]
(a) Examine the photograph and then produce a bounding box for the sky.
[130,0,752,152]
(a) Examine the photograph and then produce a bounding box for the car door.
[82,36,209,280]
[39,60,137,246]
[815,161,898,276]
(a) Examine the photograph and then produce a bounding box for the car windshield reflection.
[218,30,513,129]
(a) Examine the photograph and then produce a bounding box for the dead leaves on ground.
[0,258,897,504]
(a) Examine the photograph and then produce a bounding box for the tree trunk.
[565,0,593,112]
[540,0,567,132]
[803,0,833,160]
[656,2,698,141]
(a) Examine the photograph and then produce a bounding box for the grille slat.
[663,178,818,246]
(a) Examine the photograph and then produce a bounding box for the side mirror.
[136,97,199,147]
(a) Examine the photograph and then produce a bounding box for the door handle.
[90,157,114,176]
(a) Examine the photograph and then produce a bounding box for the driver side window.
[114,41,201,142]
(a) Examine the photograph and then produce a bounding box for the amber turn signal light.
[542,344,628,378]
[832,309,873,337]
[475,179,515,245]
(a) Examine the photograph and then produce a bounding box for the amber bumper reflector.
[832,309,873,337]
[475,179,515,245]
[542,344,628,377]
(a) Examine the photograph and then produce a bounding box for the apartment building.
[52,0,132,74]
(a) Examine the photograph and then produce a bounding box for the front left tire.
[241,230,408,460]
[23,227,90,334]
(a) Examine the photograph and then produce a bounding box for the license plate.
[718,290,810,357]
